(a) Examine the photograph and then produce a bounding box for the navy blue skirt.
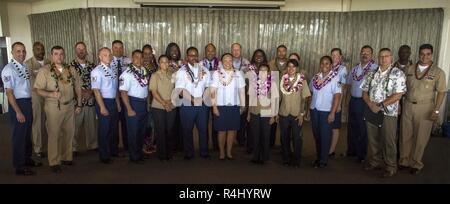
[213,106,241,131]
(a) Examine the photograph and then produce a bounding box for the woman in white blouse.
[211,53,246,160]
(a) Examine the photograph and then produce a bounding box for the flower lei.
[49,63,74,110]
[169,60,181,72]
[128,64,150,87]
[312,69,338,90]
[252,70,272,98]
[248,63,257,72]
[352,59,374,81]
[101,64,117,79]
[281,73,305,95]
[218,69,235,86]
[202,57,219,71]
[11,59,30,80]
[184,64,207,88]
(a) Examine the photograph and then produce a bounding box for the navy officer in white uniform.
[175,47,211,159]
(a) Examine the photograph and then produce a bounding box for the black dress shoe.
[226,156,234,161]
[328,152,336,158]
[291,162,301,168]
[184,156,193,160]
[26,160,43,167]
[398,165,410,171]
[15,168,36,176]
[100,159,113,164]
[282,161,290,166]
[50,165,62,174]
[410,168,421,175]
[61,161,73,166]
[311,160,319,168]
[201,155,211,159]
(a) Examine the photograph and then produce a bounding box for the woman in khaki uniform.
[279,59,311,168]
[34,46,81,174]
[400,44,446,174]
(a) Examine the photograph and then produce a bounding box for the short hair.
[277,45,287,50]
[361,45,373,54]
[399,44,411,51]
[289,53,300,61]
[320,55,333,64]
[132,49,143,56]
[221,53,233,61]
[231,43,241,49]
[205,43,216,51]
[165,42,181,61]
[98,47,111,54]
[379,48,392,54]
[186,46,198,55]
[419,44,433,53]
[11,42,25,50]
[158,54,168,63]
[112,40,123,46]
[142,44,153,51]
[331,48,343,56]
[51,45,64,54]
[74,41,86,48]
[251,49,268,65]
[287,59,299,67]
[33,41,44,48]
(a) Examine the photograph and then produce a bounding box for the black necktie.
[117,59,122,75]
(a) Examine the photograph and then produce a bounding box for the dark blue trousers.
[96,99,118,160]
[9,98,33,171]
[311,108,333,165]
[179,104,209,158]
[125,96,148,161]
[117,100,128,151]
[347,97,368,160]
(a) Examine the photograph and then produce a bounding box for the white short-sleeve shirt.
[175,63,210,98]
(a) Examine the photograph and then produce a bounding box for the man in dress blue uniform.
[2,42,41,175]
[111,40,131,156]
[175,47,211,159]
[119,50,150,164]
[91,47,121,164]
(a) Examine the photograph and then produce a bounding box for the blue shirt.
[309,71,342,112]
[119,65,149,99]
[1,59,31,99]
[346,61,378,98]
[91,63,118,99]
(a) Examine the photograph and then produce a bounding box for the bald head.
[98,47,112,65]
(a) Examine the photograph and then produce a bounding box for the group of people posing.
[1,40,446,178]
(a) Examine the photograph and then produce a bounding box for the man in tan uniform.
[71,42,97,156]
[35,46,82,173]
[400,44,446,174]
[25,42,51,159]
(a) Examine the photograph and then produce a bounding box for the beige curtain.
[29,8,443,74]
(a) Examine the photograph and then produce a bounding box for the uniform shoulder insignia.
[92,76,97,82]
[3,76,11,82]
[119,77,124,86]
